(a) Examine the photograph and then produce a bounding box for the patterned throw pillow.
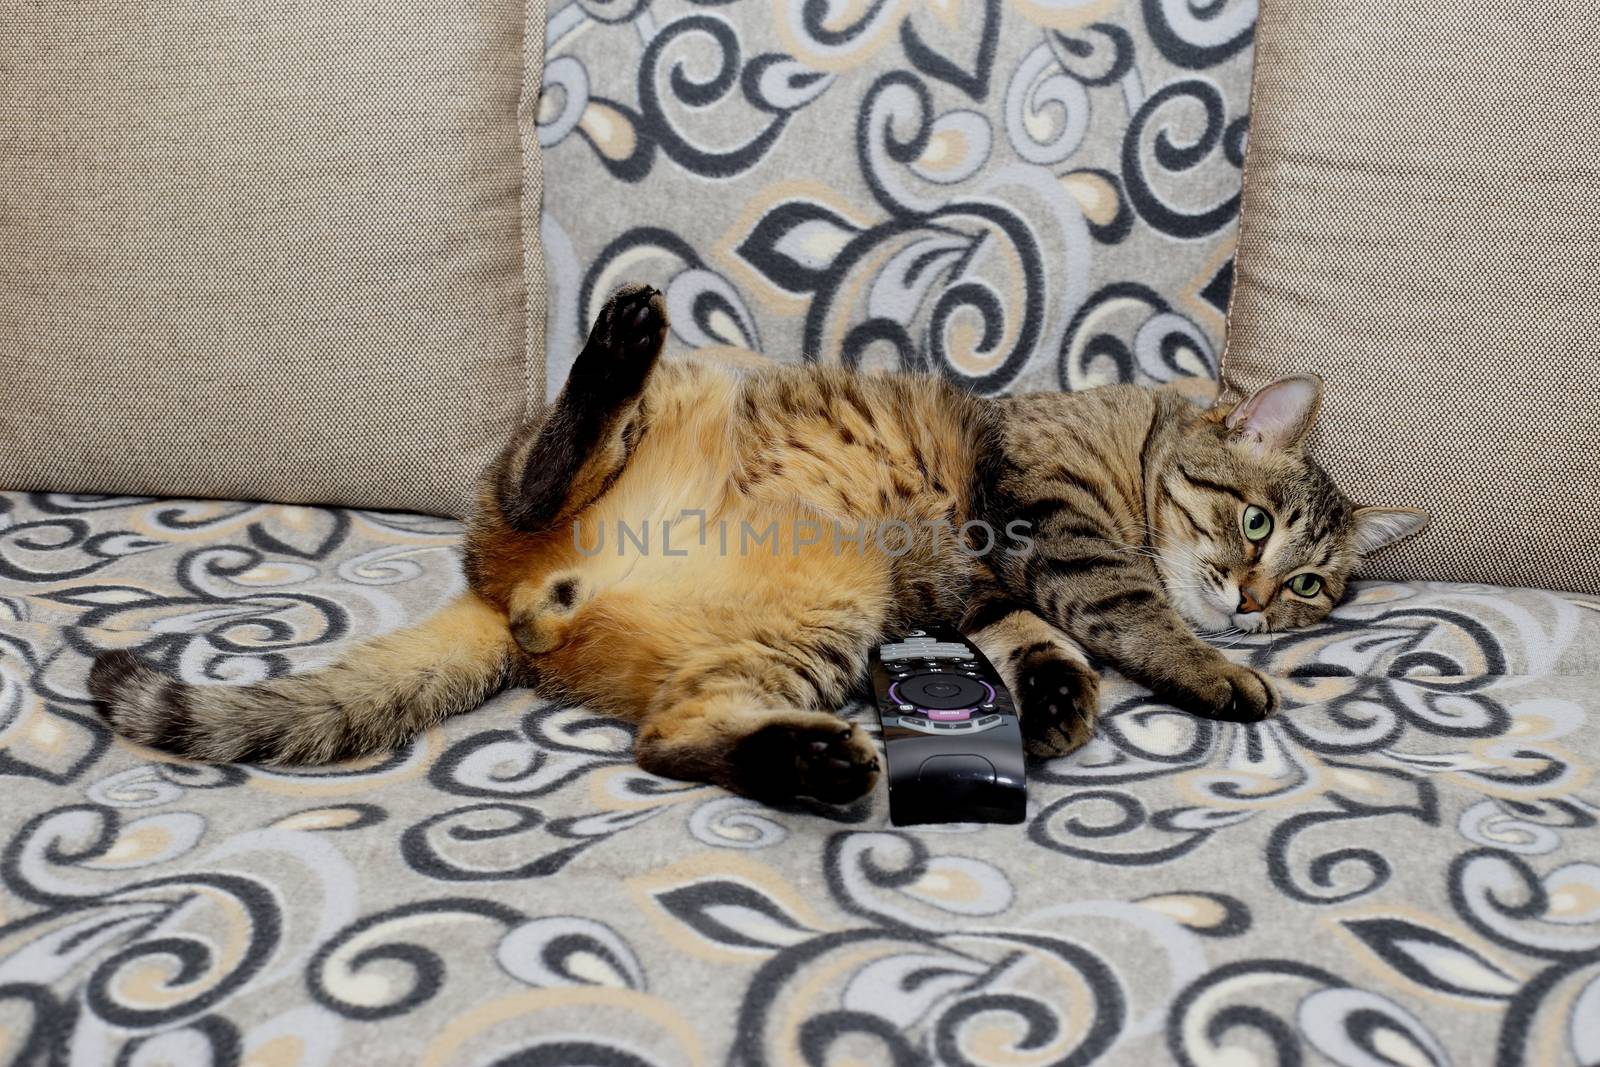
[1221,0,1600,593]
[537,1,1257,399]
[1,0,548,517]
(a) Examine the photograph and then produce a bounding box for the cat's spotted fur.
[91,284,1427,802]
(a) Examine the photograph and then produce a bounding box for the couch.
[5,2,1598,1065]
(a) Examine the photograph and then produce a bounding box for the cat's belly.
[523,490,899,713]
[498,365,984,711]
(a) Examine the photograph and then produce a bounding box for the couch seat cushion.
[2,491,1597,1064]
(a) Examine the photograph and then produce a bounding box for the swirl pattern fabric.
[3,490,1599,1064]
[537,0,1254,399]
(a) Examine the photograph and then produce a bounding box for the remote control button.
[926,708,972,722]
[897,703,915,712]
[879,637,970,661]
[896,673,993,710]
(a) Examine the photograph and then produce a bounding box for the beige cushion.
[1,0,547,517]
[1222,2,1600,593]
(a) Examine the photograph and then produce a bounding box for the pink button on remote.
[927,708,973,722]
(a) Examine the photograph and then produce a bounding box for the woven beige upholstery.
[1222,2,1600,593]
[1,0,548,517]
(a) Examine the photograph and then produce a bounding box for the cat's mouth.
[1159,564,1271,637]
[1231,613,1271,635]
[1215,587,1271,635]
[1160,574,1236,634]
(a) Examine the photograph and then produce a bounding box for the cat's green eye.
[1241,505,1273,543]
[1287,573,1323,598]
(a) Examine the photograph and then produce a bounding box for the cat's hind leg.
[553,592,885,803]
[493,283,668,534]
[964,586,1100,759]
[636,610,885,802]
[637,690,881,805]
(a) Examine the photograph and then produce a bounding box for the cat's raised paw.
[565,283,670,404]
[730,717,880,804]
[592,283,668,363]
[1017,653,1100,758]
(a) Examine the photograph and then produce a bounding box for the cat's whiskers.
[1126,521,1251,631]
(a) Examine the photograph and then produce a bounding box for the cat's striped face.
[1152,377,1427,636]
[1154,449,1359,635]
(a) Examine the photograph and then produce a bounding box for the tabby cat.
[91,284,1428,802]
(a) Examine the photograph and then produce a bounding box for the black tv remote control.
[868,628,1026,825]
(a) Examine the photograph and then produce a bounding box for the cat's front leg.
[1023,550,1277,722]
[492,283,667,533]
[962,582,1100,758]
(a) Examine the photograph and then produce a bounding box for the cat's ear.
[1352,507,1431,555]
[1224,375,1322,454]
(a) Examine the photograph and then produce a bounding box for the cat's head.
[1153,375,1428,635]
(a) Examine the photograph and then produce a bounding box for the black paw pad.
[731,722,879,804]
[599,284,665,349]
[625,297,662,347]
[1017,655,1099,758]
[576,284,668,395]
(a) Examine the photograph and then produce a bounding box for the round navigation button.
[896,672,992,710]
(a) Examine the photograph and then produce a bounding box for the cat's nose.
[1237,586,1265,614]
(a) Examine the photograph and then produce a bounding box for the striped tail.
[89,593,514,765]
